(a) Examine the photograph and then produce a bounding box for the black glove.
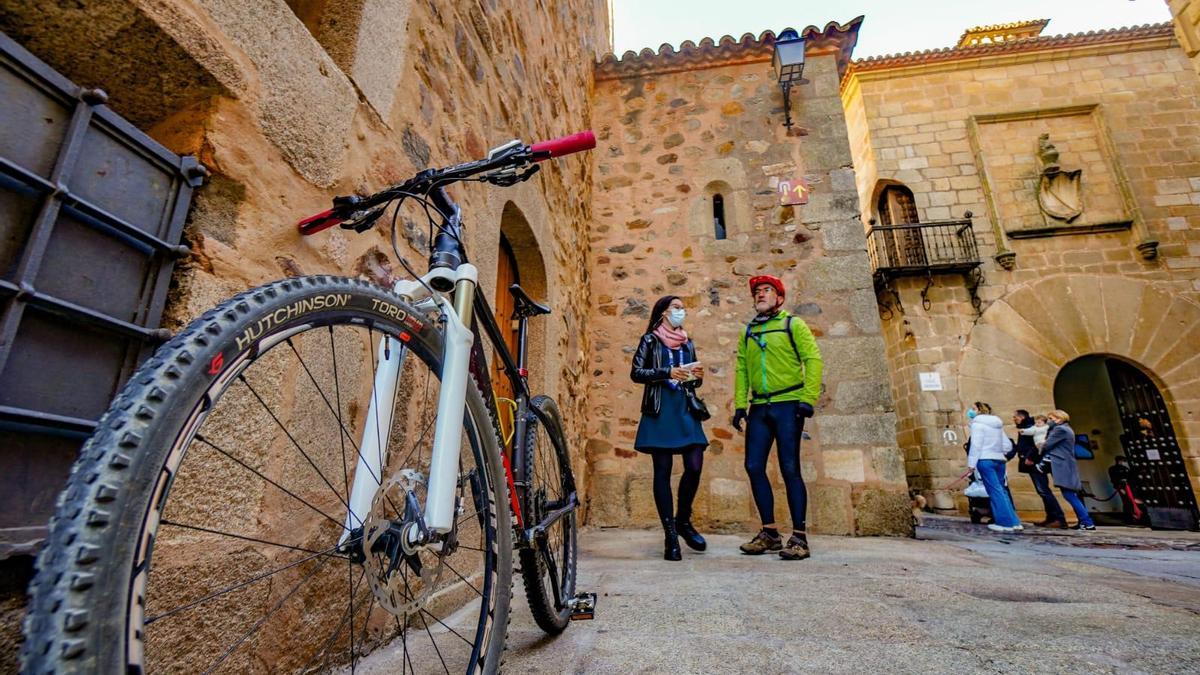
[731,408,748,432]
[797,402,815,419]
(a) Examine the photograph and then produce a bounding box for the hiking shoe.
[779,535,810,561]
[739,529,782,555]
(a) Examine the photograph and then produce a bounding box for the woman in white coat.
[966,402,1023,532]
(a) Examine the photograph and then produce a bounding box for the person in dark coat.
[631,295,709,560]
[1039,409,1095,530]
[1013,409,1065,528]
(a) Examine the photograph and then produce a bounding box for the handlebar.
[530,131,596,161]
[297,208,343,236]
[297,130,595,235]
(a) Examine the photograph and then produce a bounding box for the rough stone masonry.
[585,20,912,536]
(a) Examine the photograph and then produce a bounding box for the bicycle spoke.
[347,536,355,674]
[328,328,352,508]
[422,607,452,675]
[158,519,334,557]
[300,571,370,673]
[194,434,342,529]
[442,560,482,597]
[145,538,357,625]
[202,553,333,674]
[239,374,363,527]
[419,607,475,648]
[286,338,367,467]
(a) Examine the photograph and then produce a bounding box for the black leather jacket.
[630,334,703,416]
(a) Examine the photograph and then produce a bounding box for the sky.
[609,0,1174,59]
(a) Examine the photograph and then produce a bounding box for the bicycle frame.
[329,135,590,560]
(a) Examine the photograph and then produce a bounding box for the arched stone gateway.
[956,274,1200,523]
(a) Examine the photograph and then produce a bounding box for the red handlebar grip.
[530,130,596,161]
[297,208,342,235]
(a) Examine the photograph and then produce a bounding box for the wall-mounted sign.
[778,177,810,206]
[919,372,943,391]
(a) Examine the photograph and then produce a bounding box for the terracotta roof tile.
[854,22,1174,72]
[595,17,864,81]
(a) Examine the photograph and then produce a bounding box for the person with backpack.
[731,276,823,560]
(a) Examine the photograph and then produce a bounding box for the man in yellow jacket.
[732,275,823,560]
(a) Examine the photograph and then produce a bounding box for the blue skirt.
[634,386,709,454]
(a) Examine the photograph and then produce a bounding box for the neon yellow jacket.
[734,311,823,409]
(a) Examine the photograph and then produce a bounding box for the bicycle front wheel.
[518,395,578,634]
[22,276,512,674]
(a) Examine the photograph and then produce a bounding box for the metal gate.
[1106,358,1199,530]
[0,31,204,556]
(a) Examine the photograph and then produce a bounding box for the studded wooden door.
[1107,358,1198,529]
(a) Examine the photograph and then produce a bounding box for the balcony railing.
[866,216,981,279]
[866,215,984,316]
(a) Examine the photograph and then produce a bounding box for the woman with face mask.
[630,296,709,560]
[965,401,1023,533]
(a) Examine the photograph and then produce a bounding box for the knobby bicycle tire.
[21,275,513,674]
[517,395,578,635]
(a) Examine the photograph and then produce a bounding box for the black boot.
[662,519,682,561]
[675,518,707,551]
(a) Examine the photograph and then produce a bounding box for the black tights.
[651,447,705,523]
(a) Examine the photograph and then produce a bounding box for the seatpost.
[516,315,529,372]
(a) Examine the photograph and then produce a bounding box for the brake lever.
[484,164,540,187]
[341,206,386,233]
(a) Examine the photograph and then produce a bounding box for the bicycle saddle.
[509,284,551,318]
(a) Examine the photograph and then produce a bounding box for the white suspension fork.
[340,333,406,545]
[425,265,477,533]
[341,264,479,543]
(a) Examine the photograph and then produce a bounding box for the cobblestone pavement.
[358,522,1200,673]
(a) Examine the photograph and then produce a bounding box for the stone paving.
[500,524,1200,673]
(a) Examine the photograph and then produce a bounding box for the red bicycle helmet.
[749,275,785,297]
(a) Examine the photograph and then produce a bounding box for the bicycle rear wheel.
[517,396,578,634]
[22,276,512,674]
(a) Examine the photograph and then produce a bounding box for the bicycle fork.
[340,264,479,547]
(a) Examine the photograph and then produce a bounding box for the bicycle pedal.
[567,591,596,621]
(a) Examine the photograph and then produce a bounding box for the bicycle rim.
[518,396,577,634]
[22,277,512,674]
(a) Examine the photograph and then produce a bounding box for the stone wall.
[586,42,911,536]
[842,25,1200,515]
[0,0,607,666]
[1,0,608,501]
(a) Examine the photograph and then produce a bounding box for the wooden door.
[877,186,925,268]
[1107,359,1197,522]
[491,235,520,404]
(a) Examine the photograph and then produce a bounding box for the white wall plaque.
[919,372,943,391]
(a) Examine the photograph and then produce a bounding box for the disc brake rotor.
[363,469,444,617]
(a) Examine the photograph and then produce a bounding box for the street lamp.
[772,28,806,129]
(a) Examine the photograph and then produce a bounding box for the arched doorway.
[1054,356,1197,528]
[491,233,520,404]
[495,201,548,397]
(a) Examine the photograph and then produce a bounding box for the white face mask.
[666,308,686,327]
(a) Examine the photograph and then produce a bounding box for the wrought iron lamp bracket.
[964,266,984,314]
[920,272,934,311]
[874,273,904,320]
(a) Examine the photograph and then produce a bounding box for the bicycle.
[22,131,598,673]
